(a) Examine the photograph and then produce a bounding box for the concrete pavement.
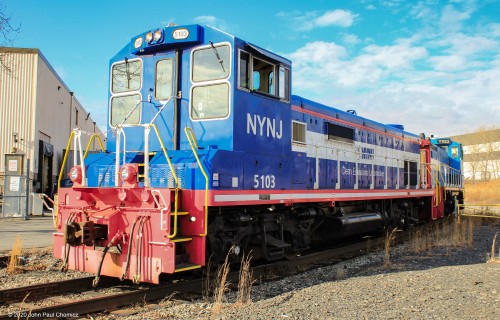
[0,215,55,253]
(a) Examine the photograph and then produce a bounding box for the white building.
[0,47,104,195]
[451,129,500,181]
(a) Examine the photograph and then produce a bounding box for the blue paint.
[81,24,462,195]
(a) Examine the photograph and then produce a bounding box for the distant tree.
[464,146,481,183]
[464,126,500,183]
[0,3,20,73]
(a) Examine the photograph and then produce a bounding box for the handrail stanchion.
[76,130,86,186]
[151,124,180,238]
[144,125,150,187]
[58,130,75,193]
[184,127,209,237]
[115,126,122,187]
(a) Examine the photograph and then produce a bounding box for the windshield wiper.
[209,41,225,73]
[125,57,131,89]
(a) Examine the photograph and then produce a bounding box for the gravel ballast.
[109,221,500,320]
[1,220,499,319]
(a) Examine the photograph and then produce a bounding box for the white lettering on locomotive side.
[341,166,385,177]
[247,113,283,139]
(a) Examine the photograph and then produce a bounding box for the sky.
[3,0,500,137]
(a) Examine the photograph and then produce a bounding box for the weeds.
[410,217,475,255]
[235,252,254,306]
[488,232,500,264]
[384,228,399,267]
[209,248,256,315]
[464,179,500,204]
[15,293,32,320]
[335,267,347,280]
[7,235,23,274]
[202,255,213,302]
[211,248,232,314]
[467,220,474,247]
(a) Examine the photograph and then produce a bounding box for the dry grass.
[7,235,23,274]
[335,267,347,280]
[384,228,399,267]
[211,250,231,315]
[235,252,254,306]
[202,256,213,302]
[410,218,475,254]
[465,179,500,205]
[209,248,256,315]
[488,232,500,264]
[410,228,429,254]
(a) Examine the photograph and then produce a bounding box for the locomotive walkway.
[0,215,53,253]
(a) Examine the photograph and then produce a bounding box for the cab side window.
[190,43,231,120]
[239,50,290,101]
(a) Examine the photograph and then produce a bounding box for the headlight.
[153,29,163,41]
[134,37,143,48]
[145,32,153,43]
[120,165,137,183]
[69,166,81,183]
[120,166,130,181]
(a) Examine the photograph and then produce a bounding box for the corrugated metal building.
[0,47,104,195]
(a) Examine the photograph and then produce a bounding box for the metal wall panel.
[0,48,37,176]
[1,48,105,195]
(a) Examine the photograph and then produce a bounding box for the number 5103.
[253,174,276,189]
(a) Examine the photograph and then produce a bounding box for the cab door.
[143,52,179,150]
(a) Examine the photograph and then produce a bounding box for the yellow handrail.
[151,124,180,238]
[83,133,105,159]
[54,130,75,228]
[58,131,75,192]
[184,127,209,236]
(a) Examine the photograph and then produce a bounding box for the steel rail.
[0,276,120,304]
[0,235,390,319]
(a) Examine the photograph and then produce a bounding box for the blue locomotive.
[54,24,464,283]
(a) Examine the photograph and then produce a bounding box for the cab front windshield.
[110,58,174,126]
[110,59,142,126]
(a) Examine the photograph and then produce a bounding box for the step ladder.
[151,189,201,273]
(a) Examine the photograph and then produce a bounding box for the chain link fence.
[0,173,31,219]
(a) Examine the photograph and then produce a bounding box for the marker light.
[145,32,153,43]
[153,29,163,42]
[69,166,82,184]
[134,37,143,48]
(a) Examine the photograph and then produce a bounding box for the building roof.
[451,129,500,146]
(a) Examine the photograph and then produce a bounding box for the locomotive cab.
[54,24,295,283]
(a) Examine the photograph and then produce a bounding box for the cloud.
[439,3,476,32]
[288,4,496,136]
[321,62,500,137]
[193,16,228,31]
[279,9,357,32]
[429,55,467,71]
[360,42,428,70]
[286,40,427,90]
[280,0,500,136]
[432,33,498,57]
[314,10,357,28]
[342,33,361,45]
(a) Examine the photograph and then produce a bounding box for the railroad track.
[0,256,8,269]
[0,234,388,319]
